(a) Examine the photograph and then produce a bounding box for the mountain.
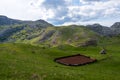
[0,15,120,47]
[86,23,120,36]
[6,25,98,47]
[0,16,98,47]
[0,15,22,25]
[111,22,120,35]
[0,24,98,47]
[0,15,53,42]
[86,24,113,36]
[0,15,53,27]
[111,22,120,28]
[0,25,24,42]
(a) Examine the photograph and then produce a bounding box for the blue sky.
[0,0,120,26]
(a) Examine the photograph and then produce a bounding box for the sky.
[0,0,120,26]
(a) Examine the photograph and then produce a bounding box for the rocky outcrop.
[111,22,120,28]
[40,30,55,42]
[100,49,106,54]
[80,39,97,47]
[111,22,120,35]
[86,24,103,35]
[86,24,115,36]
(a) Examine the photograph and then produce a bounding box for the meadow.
[0,41,120,80]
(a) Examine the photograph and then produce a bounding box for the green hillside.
[0,16,120,80]
[0,36,120,80]
[6,25,98,47]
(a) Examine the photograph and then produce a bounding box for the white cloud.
[0,0,120,26]
[64,0,120,26]
[0,0,37,20]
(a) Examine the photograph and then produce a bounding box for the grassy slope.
[0,37,120,80]
[6,25,98,47]
[28,26,97,46]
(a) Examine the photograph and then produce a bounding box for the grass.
[0,42,120,80]
[6,25,98,47]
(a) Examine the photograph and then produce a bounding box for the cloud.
[81,0,105,2]
[42,0,66,8]
[30,0,71,24]
[0,0,44,20]
[31,0,120,25]
[0,0,120,26]
[80,0,109,3]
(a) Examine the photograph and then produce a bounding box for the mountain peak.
[0,15,53,27]
[87,23,103,27]
[0,15,21,26]
[111,22,120,28]
[0,15,8,18]
[93,23,102,26]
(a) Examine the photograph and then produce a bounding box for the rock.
[86,24,103,34]
[86,23,113,36]
[67,39,72,43]
[75,36,79,40]
[31,73,39,80]
[80,39,97,47]
[111,22,120,35]
[52,40,57,44]
[100,49,106,54]
[111,22,120,28]
[40,30,55,42]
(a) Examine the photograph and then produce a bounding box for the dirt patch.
[54,54,97,66]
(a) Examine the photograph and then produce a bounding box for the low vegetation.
[0,36,120,80]
[0,16,120,80]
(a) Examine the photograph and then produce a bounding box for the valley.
[0,16,120,80]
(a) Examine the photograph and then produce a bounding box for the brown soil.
[55,54,97,66]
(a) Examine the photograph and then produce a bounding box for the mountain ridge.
[0,15,53,27]
[86,23,120,36]
[0,15,120,46]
